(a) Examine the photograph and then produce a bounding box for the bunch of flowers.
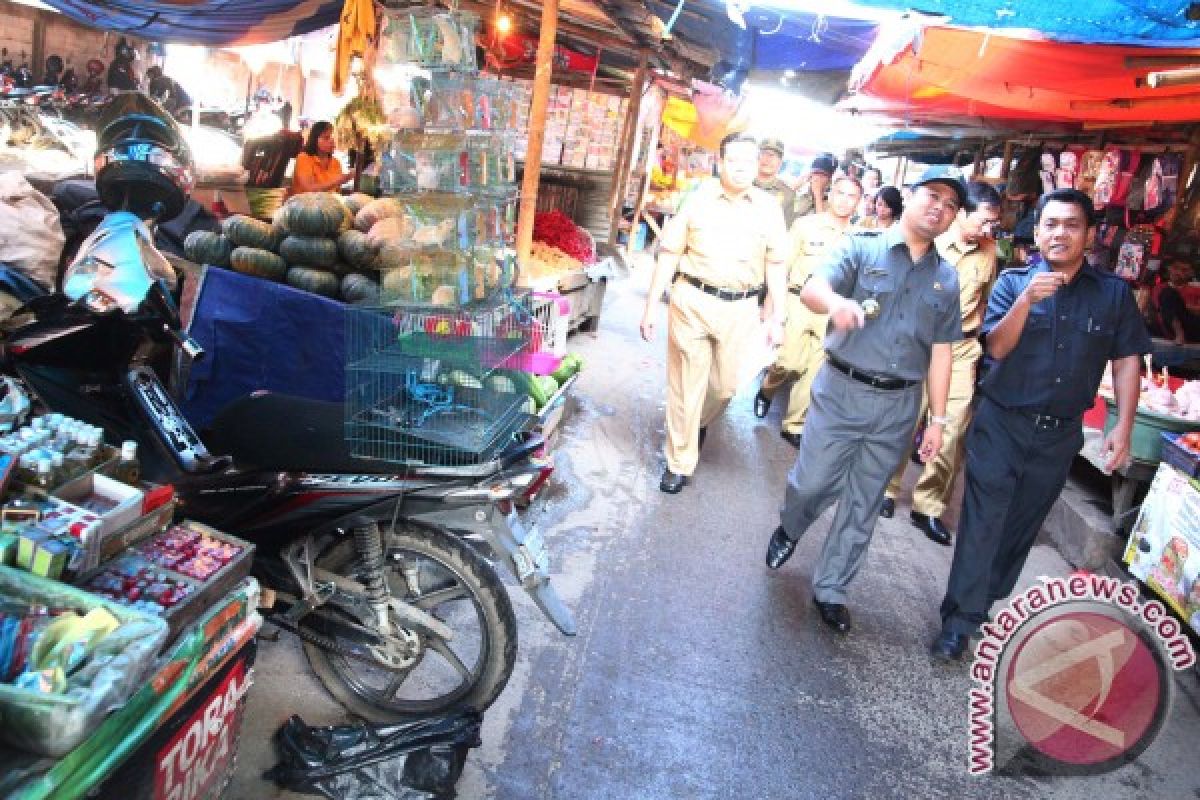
[532,210,595,264]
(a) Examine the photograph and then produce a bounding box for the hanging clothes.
[333,0,377,94]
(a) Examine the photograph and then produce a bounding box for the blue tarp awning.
[40,0,342,46]
[845,0,1200,46]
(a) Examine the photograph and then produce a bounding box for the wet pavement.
[229,261,1200,799]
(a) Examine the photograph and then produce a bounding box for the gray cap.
[913,165,968,209]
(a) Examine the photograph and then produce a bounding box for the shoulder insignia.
[851,229,882,237]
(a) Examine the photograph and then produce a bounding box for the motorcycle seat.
[208,392,538,475]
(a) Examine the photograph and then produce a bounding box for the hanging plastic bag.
[0,172,65,289]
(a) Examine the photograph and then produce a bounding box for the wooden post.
[31,13,45,84]
[973,140,988,178]
[1000,140,1014,180]
[892,155,907,186]
[608,51,648,246]
[625,114,661,257]
[515,0,561,268]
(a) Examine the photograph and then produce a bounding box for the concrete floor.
[228,261,1200,799]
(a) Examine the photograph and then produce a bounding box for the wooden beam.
[609,51,648,246]
[1000,140,1014,180]
[625,115,661,258]
[31,12,45,85]
[1124,55,1200,70]
[516,0,561,268]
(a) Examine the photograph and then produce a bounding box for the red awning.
[849,25,1200,125]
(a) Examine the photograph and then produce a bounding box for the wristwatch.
[928,414,950,426]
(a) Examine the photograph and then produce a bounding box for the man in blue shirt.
[931,188,1150,661]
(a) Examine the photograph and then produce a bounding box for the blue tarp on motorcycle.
[182,267,345,429]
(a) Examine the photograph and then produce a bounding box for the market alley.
[231,260,1200,799]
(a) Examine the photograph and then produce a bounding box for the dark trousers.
[939,396,1083,635]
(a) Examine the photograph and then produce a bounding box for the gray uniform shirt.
[816,225,963,381]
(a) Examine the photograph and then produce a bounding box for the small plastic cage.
[378,8,479,72]
[416,75,521,132]
[345,292,537,465]
[378,131,516,195]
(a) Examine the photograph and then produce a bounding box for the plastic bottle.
[112,441,140,485]
[34,459,54,492]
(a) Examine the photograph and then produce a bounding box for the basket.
[1103,397,1200,462]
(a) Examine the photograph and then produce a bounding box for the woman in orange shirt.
[292,121,347,194]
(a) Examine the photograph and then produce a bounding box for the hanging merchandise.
[1094,147,1139,210]
[1114,227,1154,281]
[1039,151,1057,195]
[1077,149,1106,196]
[333,0,379,94]
[1056,146,1086,190]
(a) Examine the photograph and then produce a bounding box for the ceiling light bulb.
[496,13,513,34]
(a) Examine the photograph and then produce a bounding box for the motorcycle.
[2,93,575,721]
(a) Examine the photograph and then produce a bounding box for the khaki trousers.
[665,281,760,475]
[760,293,826,434]
[886,339,980,518]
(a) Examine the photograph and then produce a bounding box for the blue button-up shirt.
[817,225,962,381]
[979,261,1151,418]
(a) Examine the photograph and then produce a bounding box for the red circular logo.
[1003,609,1167,768]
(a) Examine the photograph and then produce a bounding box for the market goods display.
[222,214,277,251]
[532,210,594,265]
[1102,365,1200,421]
[356,197,408,232]
[343,192,375,216]
[182,230,233,268]
[524,240,585,281]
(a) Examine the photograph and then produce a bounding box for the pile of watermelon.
[183,192,409,305]
[439,352,583,412]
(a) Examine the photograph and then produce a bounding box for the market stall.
[0,399,261,799]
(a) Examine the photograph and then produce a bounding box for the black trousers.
[939,396,1083,635]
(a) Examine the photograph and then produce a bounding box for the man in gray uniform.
[765,165,966,634]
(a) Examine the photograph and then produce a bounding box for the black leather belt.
[826,355,920,391]
[788,285,804,296]
[962,328,980,339]
[677,273,762,301]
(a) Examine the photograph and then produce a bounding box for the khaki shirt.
[936,231,998,336]
[660,179,789,292]
[755,176,798,227]
[787,213,852,335]
[787,213,850,288]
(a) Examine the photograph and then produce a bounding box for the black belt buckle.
[1031,412,1064,430]
[828,356,914,391]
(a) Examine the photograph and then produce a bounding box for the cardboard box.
[53,473,144,538]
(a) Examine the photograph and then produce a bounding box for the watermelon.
[340,273,380,305]
[286,267,339,297]
[229,247,287,281]
[222,215,276,250]
[338,229,380,270]
[278,192,348,237]
[183,230,233,267]
[279,235,338,268]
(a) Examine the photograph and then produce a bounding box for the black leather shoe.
[754,390,771,418]
[879,497,895,518]
[765,526,797,569]
[930,630,969,662]
[780,430,802,448]
[659,469,686,494]
[813,598,852,633]
[698,426,708,450]
[910,512,952,546]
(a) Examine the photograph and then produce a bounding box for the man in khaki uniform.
[641,133,789,494]
[755,138,798,227]
[882,182,1003,545]
[791,153,837,220]
[755,175,863,446]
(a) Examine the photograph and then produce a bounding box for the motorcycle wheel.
[303,523,517,722]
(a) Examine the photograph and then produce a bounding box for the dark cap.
[760,138,786,156]
[810,153,837,174]
[913,165,968,210]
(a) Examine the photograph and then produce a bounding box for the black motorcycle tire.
[303,523,517,723]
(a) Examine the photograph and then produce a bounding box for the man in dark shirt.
[1158,258,1199,344]
[145,66,192,115]
[242,129,305,190]
[931,188,1150,661]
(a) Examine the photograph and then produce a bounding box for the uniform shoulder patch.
[851,229,882,237]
